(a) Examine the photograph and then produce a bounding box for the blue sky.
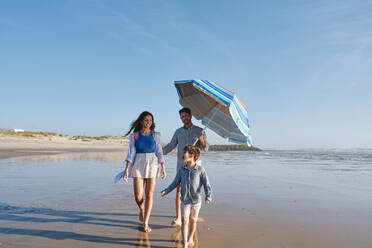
[1,0,371,149]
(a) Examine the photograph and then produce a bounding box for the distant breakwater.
[209,145,261,151]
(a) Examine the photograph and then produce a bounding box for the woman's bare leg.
[133,177,145,222]
[143,177,156,232]
[172,184,182,226]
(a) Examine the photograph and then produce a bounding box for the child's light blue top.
[163,164,212,204]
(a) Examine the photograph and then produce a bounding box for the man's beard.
[183,120,191,125]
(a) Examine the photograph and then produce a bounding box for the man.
[163,107,208,226]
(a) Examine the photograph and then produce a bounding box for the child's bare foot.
[188,239,194,247]
[143,223,152,233]
[182,241,188,248]
[171,218,182,226]
[139,208,144,222]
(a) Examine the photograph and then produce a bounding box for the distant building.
[13,129,24,133]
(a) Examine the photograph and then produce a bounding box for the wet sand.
[0,151,371,247]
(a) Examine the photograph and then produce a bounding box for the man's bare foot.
[171,218,182,226]
[139,208,144,222]
[143,223,152,233]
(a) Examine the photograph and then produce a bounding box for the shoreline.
[0,135,261,160]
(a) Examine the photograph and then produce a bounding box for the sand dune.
[0,132,128,159]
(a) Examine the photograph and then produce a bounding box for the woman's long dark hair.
[125,111,155,137]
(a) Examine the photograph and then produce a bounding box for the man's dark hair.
[179,107,191,115]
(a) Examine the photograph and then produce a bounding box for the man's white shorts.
[181,202,202,220]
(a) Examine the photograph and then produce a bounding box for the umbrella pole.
[192,126,208,146]
[192,106,219,146]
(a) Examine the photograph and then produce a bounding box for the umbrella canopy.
[174,79,252,145]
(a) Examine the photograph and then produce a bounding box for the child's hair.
[183,145,201,161]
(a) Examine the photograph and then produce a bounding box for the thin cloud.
[94,0,196,65]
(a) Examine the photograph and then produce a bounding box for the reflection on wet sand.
[171,227,182,247]
[136,227,151,248]
[134,226,199,248]
[170,227,199,248]
[6,151,125,163]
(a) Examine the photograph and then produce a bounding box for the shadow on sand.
[0,202,179,247]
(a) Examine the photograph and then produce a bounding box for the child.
[161,145,212,248]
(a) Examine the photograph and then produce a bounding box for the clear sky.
[1,0,371,149]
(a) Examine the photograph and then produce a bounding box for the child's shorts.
[181,202,202,220]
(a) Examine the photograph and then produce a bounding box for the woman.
[123,111,166,232]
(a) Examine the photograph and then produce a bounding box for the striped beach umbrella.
[174,79,252,145]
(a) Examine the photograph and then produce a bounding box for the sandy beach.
[0,133,128,159]
[1,146,371,248]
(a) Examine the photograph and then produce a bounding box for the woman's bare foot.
[139,208,144,222]
[143,223,152,233]
[171,218,182,226]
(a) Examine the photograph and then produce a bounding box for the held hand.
[161,169,166,180]
[205,200,211,205]
[161,191,166,197]
[123,170,129,182]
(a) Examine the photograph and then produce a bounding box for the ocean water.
[0,148,371,211]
